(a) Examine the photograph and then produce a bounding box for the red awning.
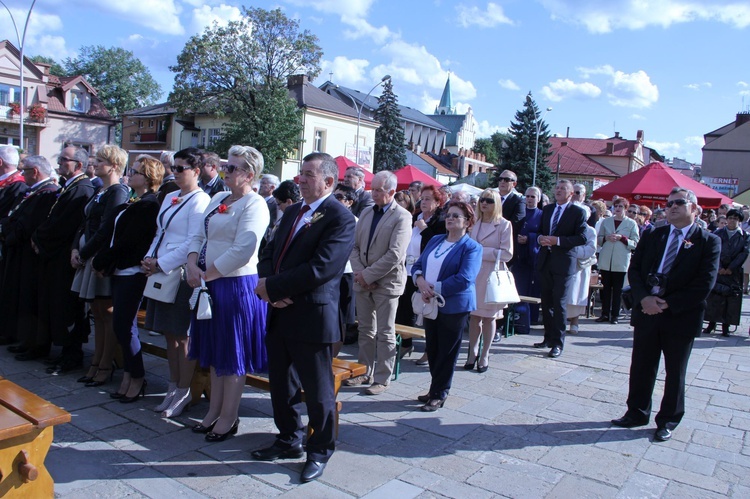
[394,165,443,191]
[335,156,373,188]
[591,162,733,209]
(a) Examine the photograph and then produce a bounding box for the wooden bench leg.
[190,365,211,405]
[392,334,402,381]
[504,304,516,338]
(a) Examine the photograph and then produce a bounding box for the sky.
[2,0,749,164]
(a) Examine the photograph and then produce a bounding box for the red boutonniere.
[683,240,694,249]
[218,204,228,214]
[171,196,180,206]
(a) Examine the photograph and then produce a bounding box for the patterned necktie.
[275,205,311,273]
[550,205,562,235]
[661,229,682,274]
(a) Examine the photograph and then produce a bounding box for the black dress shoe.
[595,316,610,323]
[654,427,672,441]
[611,415,649,428]
[7,345,28,354]
[192,420,217,434]
[548,346,562,358]
[205,419,239,442]
[609,319,619,325]
[300,460,326,483]
[251,442,305,461]
[533,341,549,348]
[477,365,488,373]
[417,394,431,403]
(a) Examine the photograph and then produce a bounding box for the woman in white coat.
[566,210,597,334]
[141,147,210,417]
[186,145,269,442]
[464,189,513,373]
[596,198,640,324]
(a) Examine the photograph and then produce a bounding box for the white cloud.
[578,65,658,108]
[78,1,184,36]
[456,2,514,28]
[646,140,681,156]
[540,79,601,102]
[341,16,393,44]
[684,82,712,90]
[371,40,477,101]
[594,133,609,139]
[630,114,646,120]
[319,56,370,86]
[476,120,508,138]
[684,136,705,147]
[498,79,520,91]
[0,9,71,58]
[539,0,750,33]
[738,81,749,88]
[285,0,376,19]
[190,4,243,34]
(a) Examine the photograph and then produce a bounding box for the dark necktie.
[275,205,311,273]
[661,229,682,274]
[550,205,563,235]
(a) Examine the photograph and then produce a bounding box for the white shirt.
[657,224,689,273]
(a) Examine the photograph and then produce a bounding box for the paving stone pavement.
[3,300,750,498]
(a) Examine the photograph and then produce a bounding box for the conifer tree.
[372,79,406,172]
[494,92,553,193]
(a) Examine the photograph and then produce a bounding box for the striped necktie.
[661,229,682,274]
[550,205,563,235]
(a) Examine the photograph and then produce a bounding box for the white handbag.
[189,278,213,320]
[411,291,445,326]
[485,251,520,305]
[144,268,183,304]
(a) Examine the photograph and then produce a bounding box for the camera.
[647,272,668,296]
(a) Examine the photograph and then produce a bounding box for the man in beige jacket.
[346,170,412,395]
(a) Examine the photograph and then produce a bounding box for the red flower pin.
[171,196,180,205]
[218,204,228,214]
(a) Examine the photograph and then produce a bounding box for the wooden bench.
[503,296,543,337]
[0,376,70,497]
[137,310,366,435]
[393,324,426,379]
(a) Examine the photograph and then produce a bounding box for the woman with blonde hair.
[464,189,513,372]
[71,145,131,386]
[186,145,269,441]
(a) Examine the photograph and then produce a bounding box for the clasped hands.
[538,235,559,247]
[254,277,293,308]
[354,271,378,291]
[415,275,435,303]
[641,295,669,315]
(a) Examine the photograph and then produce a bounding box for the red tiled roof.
[45,74,113,120]
[418,152,457,177]
[547,144,618,177]
[549,136,636,157]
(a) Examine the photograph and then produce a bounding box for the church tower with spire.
[434,74,456,115]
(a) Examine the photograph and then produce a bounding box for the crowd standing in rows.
[0,142,742,480]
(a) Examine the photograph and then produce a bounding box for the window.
[0,136,20,146]
[138,120,144,129]
[313,129,326,152]
[201,128,222,147]
[159,120,167,131]
[70,89,88,113]
[0,84,24,106]
[149,119,155,128]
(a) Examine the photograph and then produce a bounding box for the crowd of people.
[0,142,744,479]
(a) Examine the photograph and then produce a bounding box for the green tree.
[473,138,498,165]
[372,79,406,172]
[212,86,302,171]
[29,55,65,76]
[169,7,322,163]
[63,46,162,119]
[494,92,553,193]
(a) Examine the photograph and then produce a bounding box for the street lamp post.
[1,0,37,152]
[532,106,552,187]
[356,74,391,167]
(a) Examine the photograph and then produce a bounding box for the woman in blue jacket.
[412,201,482,411]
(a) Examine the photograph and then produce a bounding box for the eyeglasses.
[445,213,466,219]
[574,190,581,194]
[627,210,638,214]
[58,157,76,163]
[498,177,515,183]
[19,167,36,173]
[525,195,537,198]
[666,198,689,208]
[128,168,145,177]
[479,198,495,204]
[173,165,197,173]
[639,212,649,216]
[221,164,247,174]
[613,205,625,209]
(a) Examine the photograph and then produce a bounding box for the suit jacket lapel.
[671,223,698,270]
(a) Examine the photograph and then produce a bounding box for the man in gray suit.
[346,170,412,395]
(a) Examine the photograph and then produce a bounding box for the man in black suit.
[253,152,355,483]
[33,146,95,372]
[612,187,720,442]
[494,170,526,342]
[534,179,587,358]
[0,145,28,220]
[198,151,228,197]
[344,166,374,217]
[259,173,280,232]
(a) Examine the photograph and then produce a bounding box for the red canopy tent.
[591,162,734,209]
[335,156,373,188]
[394,165,443,191]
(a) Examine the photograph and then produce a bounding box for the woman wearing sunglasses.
[186,145,269,441]
[92,156,164,402]
[142,147,211,417]
[464,189,513,372]
[596,197,640,324]
[412,201,482,411]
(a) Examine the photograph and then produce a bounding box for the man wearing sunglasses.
[612,187,720,442]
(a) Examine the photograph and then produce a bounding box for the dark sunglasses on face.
[128,168,144,177]
[222,164,247,174]
[445,213,466,219]
[639,212,648,216]
[173,165,196,173]
[526,195,537,198]
[666,198,689,208]
[628,210,637,214]
[498,177,515,183]
[574,190,581,194]
[479,198,495,204]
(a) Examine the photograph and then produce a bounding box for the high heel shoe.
[463,360,476,370]
[85,368,114,387]
[154,382,178,412]
[110,391,126,399]
[192,420,217,434]
[399,345,414,359]
[77,364,99,383]
[421,398,446,412]
[161,387,191,418]
[417,394,431,403]
[205,419,240,442]
[120,380,147,404]
[415,354,429,366]
[477,364,489,374]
